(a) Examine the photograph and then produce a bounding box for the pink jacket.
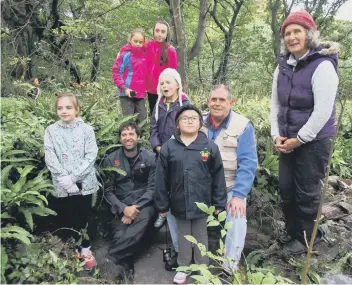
[112,43,147,99]
[145,41,178,94]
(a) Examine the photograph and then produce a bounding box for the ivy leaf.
[49,250,58,264]
[101,167,127,176]
[262,272,277,284]
[221,229,227,238]
[195,202,209,214]
[184,235,197,244]
[1,245,8,282]
[207,220,220,227]
[224,221,233,230]
[218,210,227,222]
[207,215,215,222]
[191,275,210,284]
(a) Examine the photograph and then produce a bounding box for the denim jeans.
[224,191,247,271]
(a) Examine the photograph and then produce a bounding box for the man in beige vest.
[201,84,257,275]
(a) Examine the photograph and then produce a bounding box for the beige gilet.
[201,111,249,189]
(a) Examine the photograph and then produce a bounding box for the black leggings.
[51,194,93,247]
[147,92,158,116]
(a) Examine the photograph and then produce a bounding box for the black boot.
[278,233,294,244]
[165,250,178,271]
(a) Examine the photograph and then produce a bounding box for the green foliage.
[3,235,84,284]
[1,165,56,231]
[178,203,295,284]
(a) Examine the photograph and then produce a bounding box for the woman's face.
[284,24,308,58]
[154,23,168,42]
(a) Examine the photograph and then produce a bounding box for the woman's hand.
[276,138,302,153]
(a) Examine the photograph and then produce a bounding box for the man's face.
[120,127,140,151]
[208,88,234,121]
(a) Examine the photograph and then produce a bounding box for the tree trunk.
[169,0,188,91]
[210,0,243,84]
[91,34,101,82]
[268,0,281,64]
[188,0,208,61]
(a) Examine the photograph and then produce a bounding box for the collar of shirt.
[206,111,232,130]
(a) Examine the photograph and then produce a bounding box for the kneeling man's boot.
[278,233,294,244]
[165,250,178,271]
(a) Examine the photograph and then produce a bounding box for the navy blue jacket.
[103,148,156,215]
[155,131,227,220]
[150,95,189,150]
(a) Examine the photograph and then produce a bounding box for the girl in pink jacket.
[146,20,178,115]
[112,28,147,122]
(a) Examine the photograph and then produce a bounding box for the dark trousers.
[120,96,147,122]
[279,138,331,243]
[51,194,93,247]
[108,206,156,264]
[147,92,158,116]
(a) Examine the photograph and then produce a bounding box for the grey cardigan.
[44,118,99,197]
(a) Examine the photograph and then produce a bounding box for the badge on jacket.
[200,150,210,162]
[114,160,120,167]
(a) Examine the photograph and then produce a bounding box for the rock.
[338,202,352,214]
[322,204,345,220]
[321,274,352,284]
[328,176,340,189]
[341,214,352,228]
[338,180,352,192]
[342,179,352,186]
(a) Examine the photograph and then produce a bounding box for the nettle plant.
[177,202,294,285]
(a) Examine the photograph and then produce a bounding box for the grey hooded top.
[44,118,99,197]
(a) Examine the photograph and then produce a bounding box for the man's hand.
[121,215,133,225]
[123,205,140,219]
[276,138,302,153]
[227,197,246,217]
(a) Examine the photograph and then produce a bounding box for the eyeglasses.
[179,116,199,123]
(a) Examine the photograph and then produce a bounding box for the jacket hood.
[119,43,144,55]
[159,93,189,104]
[174,130,209,146]
[317,41,340,55]
[57,117,84,128]
[154,92,190,121]
[281,40,339,70]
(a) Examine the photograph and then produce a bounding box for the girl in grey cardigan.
[44,92,99,271]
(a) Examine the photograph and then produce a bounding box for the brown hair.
[55,92,80,116]
[128,28,146,42]
[153,20,171,65]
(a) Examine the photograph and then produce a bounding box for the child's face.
[177,110,200,135]
[130,32,144,48]
[159,75,179,99]
[153,23,168,42]
[56,97,78,124]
